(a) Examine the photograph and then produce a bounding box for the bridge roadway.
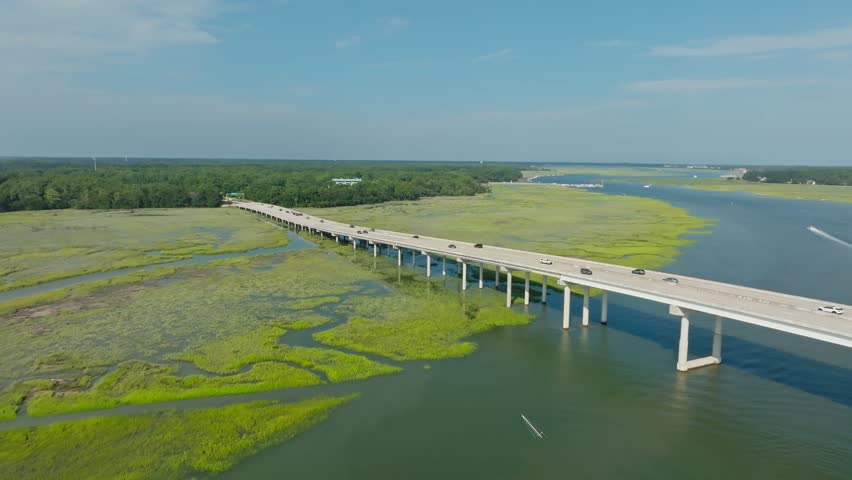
[236,201,852,372]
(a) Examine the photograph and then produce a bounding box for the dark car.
[320,219,324,223]
[412,235,420,239]
[474,243,484,248]
[632,268,646,275]
[580,268,592,275]
[663,277,679,284]
[278,208,283,211]
[370,227,376,232]
[349,224,355,228]
[448,244,457,249]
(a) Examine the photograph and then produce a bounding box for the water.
[219,177,852,479]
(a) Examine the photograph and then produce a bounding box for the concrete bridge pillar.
[582,286,590,326]
[495,268,500,287]
[478,263,484,289]
[562,285,571,329]
[506,271,512,308]
[524,272,530,305]
[411,250,416,267]
[601,291,609,325]
[353,238,357,250]
[373,244,378,257]
[542,276,547,304]
[461,261,468,290]
[713,316,723,361]
[426,254,432,277]
[670,305,722,372]
[335,235,338,244]
[397,248,402,266]
[442,257,446,276]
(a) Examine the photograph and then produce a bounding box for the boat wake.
[807,226,852,249]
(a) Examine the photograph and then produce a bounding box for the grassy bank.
[0,396,356,479]
[304,183,711,270]
[0,208,289,292]
[651,178,852,203]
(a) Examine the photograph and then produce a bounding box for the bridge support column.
[601,291,608,325]
[442,257,446,276]
[461,261,467,290]
[495,268,500,287]
[373,244,377,257]
[506,272,512,308]
[542,276,547,304]
[524,272,530,305]
[478,263,484,289]
[582,286,590,326]
[353,239,357,250]
[411,251,416,267]
[426,254,432,277]
[671,306,722,372]
[397,248,402,266]
[334,235,339,244]
[712,316,723,361]
[562,285,571,329]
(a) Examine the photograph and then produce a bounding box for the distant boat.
[521,414,544,439]
[807,226,852,249]
[643,184,651,188]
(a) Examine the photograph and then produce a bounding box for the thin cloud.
[625,78,819,93]
[335,35,361,49]
[383,17,409,34]
[0,0,222,56]
[651,23,852,57]
[587,40,637,48]
[473,48,515,63]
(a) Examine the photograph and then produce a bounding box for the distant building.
[720,175,739,180]
[331,178,362,186]
[806,180,817,185]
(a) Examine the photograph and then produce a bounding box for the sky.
[1,0,852,165]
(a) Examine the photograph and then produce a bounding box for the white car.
[818,306,844,315]
[539,259,552,265]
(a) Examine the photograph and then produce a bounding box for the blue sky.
[2,0,852,164]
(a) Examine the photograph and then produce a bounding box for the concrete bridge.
[236,201,852,372]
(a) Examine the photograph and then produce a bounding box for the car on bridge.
[412,235,420,238]
[539,258,552,265]
[474,243,484,248]
[663,277,679,284]
[448,244,457,249]
[632,268,646,275]
[580,268,592,275]
[818,306,844,314]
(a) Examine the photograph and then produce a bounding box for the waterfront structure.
[331,178,362,186]
[236,201,852,372]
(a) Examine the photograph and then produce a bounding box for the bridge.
[236,201,852,372]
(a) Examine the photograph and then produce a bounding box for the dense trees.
[743,167,852,186]
[0,159,523,212]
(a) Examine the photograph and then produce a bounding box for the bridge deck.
[239,201,852,348]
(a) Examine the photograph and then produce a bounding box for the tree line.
[743,167,852,186]
[0,159,523,212]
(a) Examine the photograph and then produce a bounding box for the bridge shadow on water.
[578,297,852,408]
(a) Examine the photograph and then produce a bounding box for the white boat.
[643,184,651,188]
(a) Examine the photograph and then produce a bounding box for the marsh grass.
[0,208,289,292]
[650,178,852,203]
[303,184,711,269]
[0,396,357,479]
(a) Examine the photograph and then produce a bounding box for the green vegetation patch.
[171,321,401,383]
[652,177,852,204]
[288,295,341,310]
[0,208,288,292]
[26,360,322,417]
[305,183,711,270]
[315,292,532,360]
[0,250,376,379]
[0,396,356,480]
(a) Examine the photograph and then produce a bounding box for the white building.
[331,178,362,186]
